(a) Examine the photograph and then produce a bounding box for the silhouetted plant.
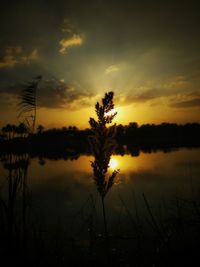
[0,153,30,261]
[89,91,119,238]
[18,76,42,133]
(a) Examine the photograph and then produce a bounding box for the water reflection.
[0,148,200,266]
[0,153,30,265]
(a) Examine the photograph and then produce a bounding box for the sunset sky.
[0,0,200,128]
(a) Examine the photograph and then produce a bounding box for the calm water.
[1,148,200,266]
[1,148,200,236]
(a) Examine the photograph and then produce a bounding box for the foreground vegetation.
[1,169,200,267]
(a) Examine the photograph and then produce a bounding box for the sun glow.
[105,108,117,117]
[109,158,118,170]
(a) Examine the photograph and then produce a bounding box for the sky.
[0,0,200,128]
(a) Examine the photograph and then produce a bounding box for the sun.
[105,108,117,117]
[109,158,118,170]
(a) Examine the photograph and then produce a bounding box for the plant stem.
[101,196,108,240]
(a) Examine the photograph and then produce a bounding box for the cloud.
[168,91,200,108]
[59,34,83,54]
[0,92,18,108]
[0,78,95,110]
[115,87,174,106]
[0,47,39,69]
[38,79,94,109]
[27,49,39,61]
[114,90,156,106]
[105,65,120,74]
[129,88,161,103]
[170,98,200,108]
[61,18,75,34]
[113,75,198,107]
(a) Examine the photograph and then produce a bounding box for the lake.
[1,147,200,266]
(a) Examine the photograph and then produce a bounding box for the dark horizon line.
[1,121,200,131]
[1,121,200,158]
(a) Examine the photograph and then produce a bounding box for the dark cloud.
[168,91,200,108]
[0,47,39,69]
[1,0,199,60]
[0,78,95,110]
[127,89,165,103]
[115,85,186,106]
[170,98,200,108]
[114,89,161,106]
[1,0,200,123]
[37,79,94,109]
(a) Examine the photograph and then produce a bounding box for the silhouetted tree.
[1,124,16,140]
[16,123,28,138]
[37,124,44,134]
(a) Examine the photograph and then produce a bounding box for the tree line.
[0,122,200,156]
